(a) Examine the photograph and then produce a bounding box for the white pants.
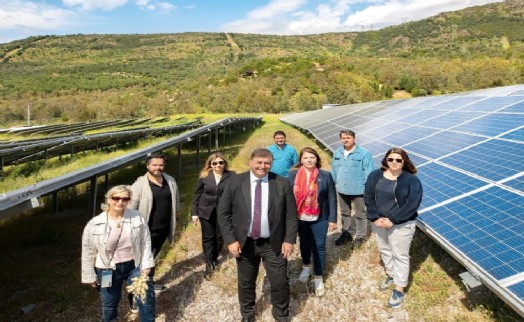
[373,220,416,288]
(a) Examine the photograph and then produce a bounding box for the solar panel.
[280,84,524,317]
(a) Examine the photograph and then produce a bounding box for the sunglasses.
[387,158,403,163]
[211,161,225,166]
[111,196,131,202]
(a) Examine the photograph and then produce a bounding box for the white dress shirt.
[249,172,270,238]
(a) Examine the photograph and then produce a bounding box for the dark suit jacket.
[218,171,298,254]
[191,170,234,220]
[288,168,337,223]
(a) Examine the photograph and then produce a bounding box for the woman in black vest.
[192,152,235,278]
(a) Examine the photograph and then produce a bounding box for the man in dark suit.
[218,148,298,322]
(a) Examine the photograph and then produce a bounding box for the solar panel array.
[0,121,201,169]
[281,84,524,316]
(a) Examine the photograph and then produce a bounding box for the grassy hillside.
[0,0,523,125]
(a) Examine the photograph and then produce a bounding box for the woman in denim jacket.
[81,185,155,321]
[364,147,422,309]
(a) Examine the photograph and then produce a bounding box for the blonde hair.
[199,152,230,178]
[100,185,132,211]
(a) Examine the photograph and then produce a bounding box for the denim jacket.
[81,208,155,284]
[331,145,374,195]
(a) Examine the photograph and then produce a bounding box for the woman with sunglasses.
[288,147,337,296]
[81,185,155,321]
[192,152,235,278]
[364,147,422,309]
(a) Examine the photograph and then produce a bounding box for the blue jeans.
[298,219,329,276]
[95,260,155,322]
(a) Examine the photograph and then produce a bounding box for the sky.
[0,0,504,44]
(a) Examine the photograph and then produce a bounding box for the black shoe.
[352,238,365,249]
[335,232,352,246]
[204,263,214,280]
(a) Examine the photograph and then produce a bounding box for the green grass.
[0,114,521,321]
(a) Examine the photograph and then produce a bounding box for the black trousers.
[149,229,168,277]
[200,210,223,264]
[236,237,289,322]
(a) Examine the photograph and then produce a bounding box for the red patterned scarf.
[293,167,320,218]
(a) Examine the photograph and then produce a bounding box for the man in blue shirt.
[267,131,298,177]
[331,130,374,248]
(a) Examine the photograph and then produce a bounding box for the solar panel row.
[281,84,524,317]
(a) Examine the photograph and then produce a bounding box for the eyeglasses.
[387,158,403,163]
[111,196,131,202]
[211,161,225,166]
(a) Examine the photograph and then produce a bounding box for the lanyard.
[100,212,125,270]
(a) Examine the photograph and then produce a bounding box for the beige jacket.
[128,173,179,245]
[81,208,155,284]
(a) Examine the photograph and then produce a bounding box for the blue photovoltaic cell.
[501,101,524,113]
[504,177,524,192]
[452,113,524,137]
[397,109,447,125]
[360,140,394,155]
[501,127,524,142]
[440,139,524,182]
[404,153,430,168]
[403,131,485,159]
[417,162,487,209]
[407,96,454,109]
[419,186,524,281]
[458,97,524,112]
[429,97,484,110]
[362,122,412,141]
[419,111,484,129]
[509,281,524,299]
[380,126,438,146]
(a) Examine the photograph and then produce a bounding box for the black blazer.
[218,171,298,254]
[288,168,337,223]
[192,171,234,220]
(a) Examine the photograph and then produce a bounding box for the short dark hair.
[146,152,167,165]
[250,148,273,160]
[273,131,286,138]
[339,130,355,138]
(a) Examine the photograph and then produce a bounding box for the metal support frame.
[196,134,201,169]
[177,144,182,179]
[215,128,219,151]
[88,176,98,217]
[53,191,59,213]
[207,131,212,154]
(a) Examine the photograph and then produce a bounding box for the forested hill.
[1,0,523,124]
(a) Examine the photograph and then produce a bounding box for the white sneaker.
[313,278,325,297]
[298,267,311,282]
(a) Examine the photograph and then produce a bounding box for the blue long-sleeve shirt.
[331,145,374,195]
[268,143,298,177]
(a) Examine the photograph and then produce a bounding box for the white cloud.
[157,2,176,12]
[0,0,79,30]
[223,0,504,35]
[62,0,128,11]
[136,0,175,12]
